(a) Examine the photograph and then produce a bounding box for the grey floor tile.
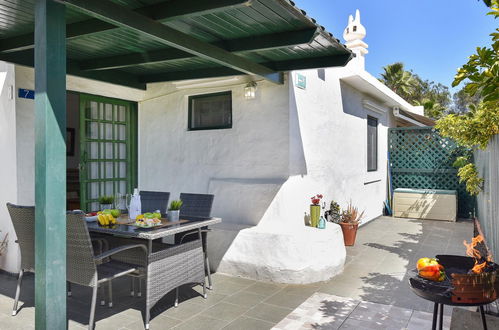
[242,282,285,297]
[244,303,293,324]
[172,315,229,330]
[200,302,250,321]
[222,316,273,330]
[124,315,181,330]
[263,292,308,310]
[223,291,267,308]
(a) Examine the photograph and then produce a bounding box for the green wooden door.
[79,94,137,212]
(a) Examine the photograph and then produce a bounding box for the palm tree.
[414,98,446,119]
[379,62,416,99]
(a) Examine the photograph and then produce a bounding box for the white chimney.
[343,9,368,70]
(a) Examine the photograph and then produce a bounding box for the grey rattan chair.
[6,203,35,316]
[174,193,214,306]
[66,212,147,330]
[121,191,170,297]
[140,191,170,216]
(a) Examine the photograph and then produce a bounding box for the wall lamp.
[244,81,257,100]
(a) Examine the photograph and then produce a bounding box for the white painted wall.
[0,61,20,273]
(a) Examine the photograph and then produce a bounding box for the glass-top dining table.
[86,215,221,329]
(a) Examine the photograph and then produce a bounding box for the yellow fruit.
[97,214,107,226]
[136,214,144,220]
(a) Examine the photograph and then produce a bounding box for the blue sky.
[293,0,496,93]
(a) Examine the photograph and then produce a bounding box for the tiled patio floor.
[0,216,473,329]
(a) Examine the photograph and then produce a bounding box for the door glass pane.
[117,125,126,141]
[105,143,113,159]
[105,123,113,140]
[87,142,98,160]
[105,181,113,196]
[89,202,99,212]
[90,101,98,119]
[119,143,126,159]
[119,181,126,195]
[89,182,99,199]
[119,162,126,178]
[105,162,113,178]
[89,162,98,179]
[99,103,105,120]
[105,104,113,121]
[118,106,126,122]
[87,122,98,139]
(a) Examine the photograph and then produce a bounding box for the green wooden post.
[34,0,66,329]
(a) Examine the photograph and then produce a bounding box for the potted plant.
[339,200,364,246]
[167,200,183,222]
[98,195,115,210]
[310,194,323,227]
[324,200,341,224]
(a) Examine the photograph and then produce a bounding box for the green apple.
[152,212,161,219]
[144,212,154,219]
[102,209,112,215]
[110,209,121,218]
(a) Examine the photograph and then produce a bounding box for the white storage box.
[393,188,457,222]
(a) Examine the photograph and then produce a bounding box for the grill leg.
[432,303,438,330]
[439,304,443,330]
[130,277,135,297]
[479,305,488,330]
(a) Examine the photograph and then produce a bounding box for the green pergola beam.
[140,54,353,83]
[79,28,318,71]
[0,0,251,53]
[34,0,67,329]
[60,0,283,85]
[0,49,146,90]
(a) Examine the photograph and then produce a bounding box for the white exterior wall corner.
[0,61,20,273]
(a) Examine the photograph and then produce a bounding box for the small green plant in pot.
[167,200,183,222]
[339,200,364,246]
[98,195,115,210]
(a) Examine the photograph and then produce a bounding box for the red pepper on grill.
[419,264,446,282]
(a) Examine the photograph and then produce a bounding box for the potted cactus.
[339,200,364,246]
[324,200,341,224]
[167,200,183,222]
[310,194,323,227]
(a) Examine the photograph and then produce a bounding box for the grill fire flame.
[463,235,492,274]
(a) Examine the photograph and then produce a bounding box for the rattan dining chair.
[140,191,170,216]
[6,203,35,316]
[66,212,147,330]
[174,193,214,306]
[121,190,170,297]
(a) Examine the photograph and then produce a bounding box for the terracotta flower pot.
[310,204,320,227]
[339,222,359,246]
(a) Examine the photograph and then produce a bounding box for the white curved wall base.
[212,223,346,284]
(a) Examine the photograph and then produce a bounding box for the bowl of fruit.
[134,212,162,228]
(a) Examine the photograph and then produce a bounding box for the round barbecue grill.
[409,255,498,330]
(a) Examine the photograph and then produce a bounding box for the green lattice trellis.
[388,127,475,218]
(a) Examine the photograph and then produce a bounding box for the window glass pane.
[367,116,378,171]
[189,92,232,130]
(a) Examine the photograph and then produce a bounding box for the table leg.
[432,302,438,330]
[479,306,488,330]
[439,304,443,330]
